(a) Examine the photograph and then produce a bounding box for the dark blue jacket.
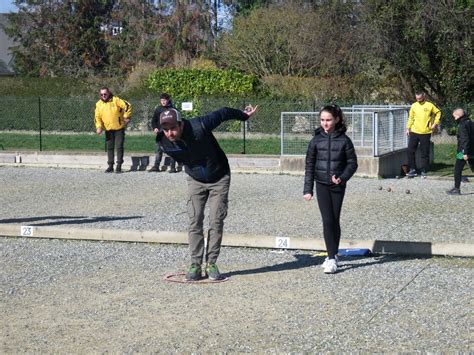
[157,107,249,183]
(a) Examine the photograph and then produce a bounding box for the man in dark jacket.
[149,93,180,173]
[447,108,474,195]
[158,105,258,281]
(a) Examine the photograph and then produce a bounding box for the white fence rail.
[281,106,410,156]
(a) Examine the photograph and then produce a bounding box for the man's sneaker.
[323,259,338,274]
[105,165,114,173]
[115,164,122,174]
[168,168,177,173]
[446,187,461,195]
[461,176,470,183]
[406,169,417,178]
[421,170,427,179]
[185,263,202,281]
[148,165,160,172]
[206,263,223,280]
[321,255,339,268]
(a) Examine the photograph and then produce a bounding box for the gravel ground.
[1,237,472,353]
[0,166,472,243]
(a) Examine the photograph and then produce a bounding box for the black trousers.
[153,142,164,167]
[454,158,474,189]
[105,129,125,165]
[315,182,346,259]
[407,133,431,172]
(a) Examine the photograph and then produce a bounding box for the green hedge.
[146,69,256,99]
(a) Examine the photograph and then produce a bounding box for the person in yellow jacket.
[95,87,132,173]
[405,92,441,178]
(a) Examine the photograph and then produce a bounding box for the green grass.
[0,132,280,155]
[1,132,467,176]
[432,144,457,176]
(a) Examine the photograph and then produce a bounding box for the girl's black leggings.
[315,182,346,259]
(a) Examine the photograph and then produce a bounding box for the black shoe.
[461,176,469,183]
[148,165,160,172]
[115,165,122,174]
[105,165,114,173]
[446,187,461,195]
[168,168,177,173]
[406,169,417,178]
[185,263,202,281]
[205,263,223,280]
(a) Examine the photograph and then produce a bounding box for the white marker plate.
[275,237,290,249]
[21,226,34,237]
[181,102,193,111]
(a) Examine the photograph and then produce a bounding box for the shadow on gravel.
[225,254,432,277]
[224,253,324,277]
[336,254,432,273]
[0,215,143,226]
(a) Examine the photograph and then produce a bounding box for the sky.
[0,2,18,13]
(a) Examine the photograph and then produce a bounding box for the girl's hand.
[303,193,313,201]
[331,175,342,185]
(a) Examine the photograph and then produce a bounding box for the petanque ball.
[387,187,392,192]
[378,186,383,190]
[405,189,411,194]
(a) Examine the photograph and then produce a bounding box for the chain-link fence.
[0,96,461,153]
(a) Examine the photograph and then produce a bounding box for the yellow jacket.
[407,101,441,134]
[95,96,132,131]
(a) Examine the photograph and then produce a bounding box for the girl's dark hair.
[319,104,347,132]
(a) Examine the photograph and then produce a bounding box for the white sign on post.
[21,226,34,237]
[181,102,193,111]
[275,237,290,249]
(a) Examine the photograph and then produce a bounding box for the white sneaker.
[321,255,339,268]
[323,259,338,274]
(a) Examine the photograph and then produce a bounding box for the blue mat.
[338,248,372,256]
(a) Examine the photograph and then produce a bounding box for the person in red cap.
[157,105,258,281]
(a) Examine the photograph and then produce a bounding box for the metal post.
[38,97,42,151]
[373,112,378,156]
[242,98,246,154]
[389,110,394,152]
[242,120,246,154]
[351,107,355,143]
[280,112,284,155]
[361,108,365,147]
[404,110,409,147]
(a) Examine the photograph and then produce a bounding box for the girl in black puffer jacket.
[303,105,358,274]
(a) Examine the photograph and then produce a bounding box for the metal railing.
[281,106,410,156]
